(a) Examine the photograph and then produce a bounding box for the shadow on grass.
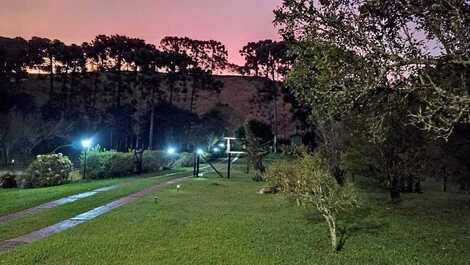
[338,207,388,251]
[306,207,388,251]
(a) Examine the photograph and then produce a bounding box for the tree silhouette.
[240,40,291,152]
[28,37,66,96]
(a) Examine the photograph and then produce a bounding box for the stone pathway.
[0,185,120,225]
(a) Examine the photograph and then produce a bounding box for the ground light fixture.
[196,148,204,155]
[213,147,220,153]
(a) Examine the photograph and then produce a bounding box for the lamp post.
[167,147,176,155]
[81,139,93,179]
[195,148,203,177]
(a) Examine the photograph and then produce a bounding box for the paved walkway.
[0,185,120,225]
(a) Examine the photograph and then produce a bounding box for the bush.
[81,150,116,179]
[264,152,358,251]
[82,151,134,179]
[21,153,73,188]
[142,151,176,173]
[174,152,194,167]
[0,173,18,188]
[106,152,135,178]
[82,150,174,179]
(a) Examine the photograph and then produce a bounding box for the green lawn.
[0,171,192,242]
[0,169,182,217]
[1,162,469,265]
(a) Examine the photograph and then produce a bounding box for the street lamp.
[81,138,93,179]
[81,139,92,150]
[167,147,176,155]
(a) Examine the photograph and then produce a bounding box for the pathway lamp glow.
[196,148,204,155]
[213,147,220,153]
[81,138,93,179]
[167,147,176,155]
[81,139,93,150]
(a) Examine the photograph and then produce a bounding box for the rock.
[257,187,278,194]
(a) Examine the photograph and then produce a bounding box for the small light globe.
[213,147,220,153]
[218,143,225,148]
[167,147,176,155]
[196,148,204,155]
[81,139,93,149]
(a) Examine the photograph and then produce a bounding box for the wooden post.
[193,153,197,177]
[227,152,232,179]
[196,155,200,177]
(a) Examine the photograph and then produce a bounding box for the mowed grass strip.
[1,164,469,265]
[0,169,183,217]
[0,171,190,242]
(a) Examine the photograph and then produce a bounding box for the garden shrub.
[81,150,116,179]
[106,152,135,178]
[174,152,194,167]
[0,173,18,188]
[142,150,176,173]
[21,153,73,188]
[82,150,174,179]
[264,152,358,251]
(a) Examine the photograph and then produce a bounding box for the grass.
[0,170,192,242]
[1,161,469,265]
[0,169,183,216]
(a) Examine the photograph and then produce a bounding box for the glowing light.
[218,143,225,148]
[81,139,93,149]
[167,147,176,155]
[196,148,204,155]
[213,147,220,153]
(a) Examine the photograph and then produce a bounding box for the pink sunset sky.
[0,0,282,65]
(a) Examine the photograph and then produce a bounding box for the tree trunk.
[110,129,114,150]
[149,105,155,150]
[325,215,337,251]
[415,178,422,193]
[0,143,8,167]
[190,78,197,113]
[390,175,401,202]
[49,55,54,96]
[443,175,448,192]
[273,97,278,153]
[406,175,414,193]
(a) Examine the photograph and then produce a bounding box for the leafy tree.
[274,0,470,140]
[160,36,226,112]
[240,40,292,152]
[274,0,470,200]
[0,37,30,85]
[29,37,66,95]
[236,119,273,145]
[265,152,358,251]
[243,120,269,181]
